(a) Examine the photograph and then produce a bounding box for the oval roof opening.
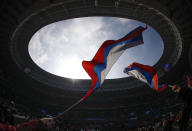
[28,17,164,79]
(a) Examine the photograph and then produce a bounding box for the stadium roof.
[0,0,191,117]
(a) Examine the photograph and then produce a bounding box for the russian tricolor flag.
[124,62,168,93]
[82,26,147,100]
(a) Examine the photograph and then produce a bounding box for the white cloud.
[36,53,48,65]
[28,32,49,65]
[118,17,131,24]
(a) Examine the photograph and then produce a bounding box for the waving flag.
[82,26,147,100]
[124,62,168,93]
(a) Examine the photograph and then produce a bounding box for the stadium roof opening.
[28,17,163,79]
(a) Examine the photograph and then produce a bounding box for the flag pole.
[54,98,83,120]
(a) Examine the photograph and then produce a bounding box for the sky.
[28,17,164,79]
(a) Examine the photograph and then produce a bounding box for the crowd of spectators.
[0,72,191,130]
[54,121,136,131]
[0,99,55,130]
[0,99,17,125]
[137,84,192,131]
[137,112,192,131]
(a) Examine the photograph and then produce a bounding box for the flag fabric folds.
[82,26,147,100]
[124,62,168,93]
